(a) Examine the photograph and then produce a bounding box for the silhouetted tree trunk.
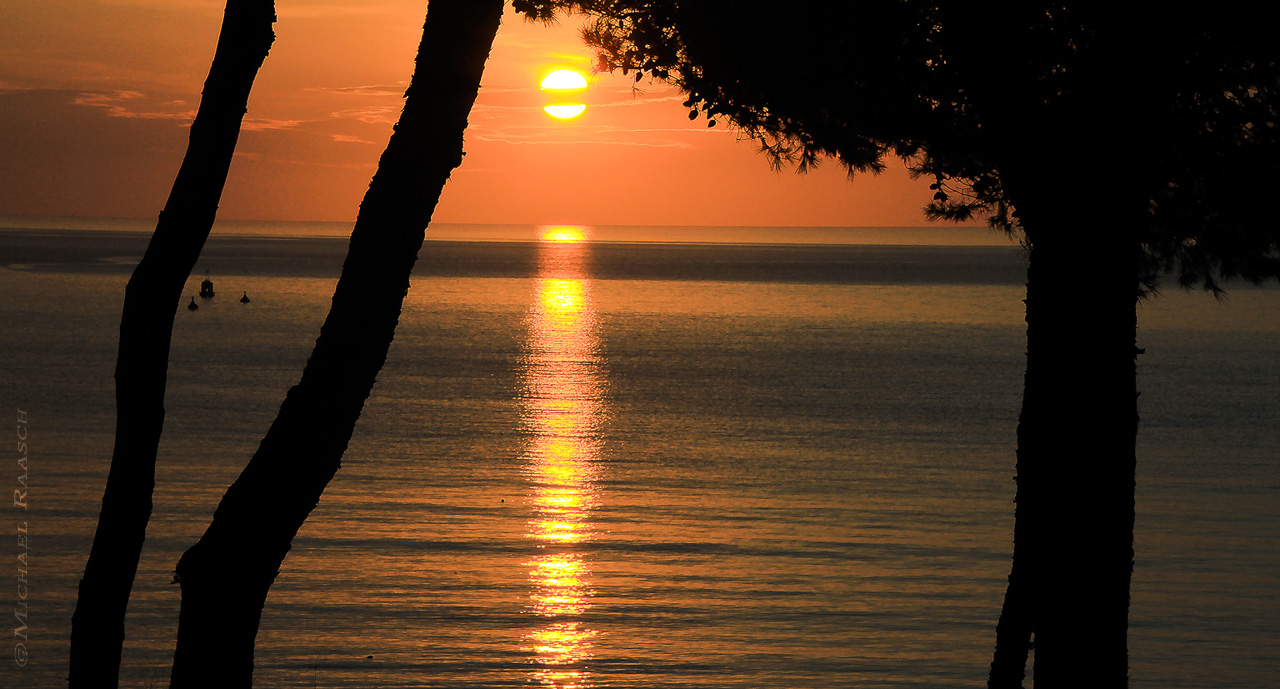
[167,2,505,686]
[987,162,1141,689]
[995,188,1139,689]
[987,511,1033,688]
[983,78,1146,684]
[958,7,1149,685]
[69,3,275,687]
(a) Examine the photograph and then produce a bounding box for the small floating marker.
[187,297,199,311]
[199,270,215,298]
[240,291,251,304]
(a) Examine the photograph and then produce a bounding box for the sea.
[1,218,1277,689]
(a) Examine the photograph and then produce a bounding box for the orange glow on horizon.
[541,225,588,243]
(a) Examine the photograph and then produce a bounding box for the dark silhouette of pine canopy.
[519,0,1280,288]
[516,2,1280,687]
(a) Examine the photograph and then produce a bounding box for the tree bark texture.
[69,3,276,687]
[167,2,505,686]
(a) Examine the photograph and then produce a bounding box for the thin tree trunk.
[988,501,1033,689]
[69,3,275,687]
[167,2,505,686]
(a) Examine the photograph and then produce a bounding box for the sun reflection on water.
[521,227,604,688]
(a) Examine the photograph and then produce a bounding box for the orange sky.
[0,2,949,227]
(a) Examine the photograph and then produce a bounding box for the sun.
[541,69,588,90]
[543,104,586,119]
[540,68,588,120]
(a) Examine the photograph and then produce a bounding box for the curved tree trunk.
[987,508,1033,688]
[167,2,505,686]
[69,3,276,687]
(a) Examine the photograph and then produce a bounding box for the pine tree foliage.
[517,0,1280,291]
[514,3,1280,687]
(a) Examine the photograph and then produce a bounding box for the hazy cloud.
[94,0,222,12]
[330,106,400,124]
[276,4,404,19]
[470,129,695,149]
[592,94,687,108]
[72,90,194,120]
[306,84,407,97]
[241,118,306,132]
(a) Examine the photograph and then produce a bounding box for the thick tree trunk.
[969,6,1154,685]
[167,2,505,686]
[1021,220,1138,689]
[989,174,1140,688]
[69,3,275,687]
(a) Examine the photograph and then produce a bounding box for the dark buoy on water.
[240,291,251,304]
[187,297,199,311]
[199,270,215,298]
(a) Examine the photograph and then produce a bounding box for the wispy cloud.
[241,118,306,132]
[305,84,407,97]
[71,90,312,132]
[545,51,594,67]
[330,106,400,124]
[95,0,222,12]
[276,3,402,19]
[470,125,697,149]
[267,157,378,170]
[591,93,687,108]
[332,134,375,144]
[72,90,195,120]
[475,84,534,95]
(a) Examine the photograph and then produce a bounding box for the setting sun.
[543,104,586,119]
[540,69,588,90]
[541,68,588,120]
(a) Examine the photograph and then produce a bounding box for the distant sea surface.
[2,221,1277,688]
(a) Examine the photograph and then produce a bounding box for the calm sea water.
[1,224,1277,688]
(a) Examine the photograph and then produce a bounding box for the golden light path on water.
[521,226,605,688]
